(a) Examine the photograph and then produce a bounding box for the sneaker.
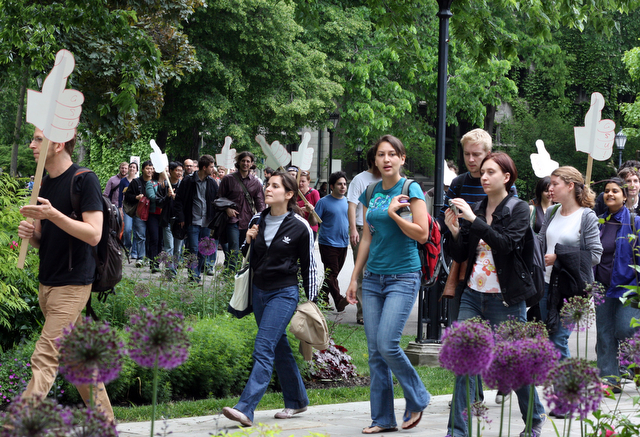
[222,407,252,427]
[495,390,511,404]
[519,414,547,437]
[135,259,144,268]
[207,268,215,276]
[274,407,307,419]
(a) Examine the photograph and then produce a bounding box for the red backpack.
[365,179,442,286]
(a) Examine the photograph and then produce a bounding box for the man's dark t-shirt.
[38,164,103,286]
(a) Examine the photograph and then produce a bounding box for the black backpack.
[504,197,545,306]
[70,168,124,318]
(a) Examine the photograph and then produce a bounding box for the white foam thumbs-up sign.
[216,136,236,169]
[26,50,84,143]
[574,92,616,161]
[291,132,314,171]
[255,135,291,169]
[530,140,559,178]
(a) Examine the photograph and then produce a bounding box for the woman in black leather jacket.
[443,152,545,437]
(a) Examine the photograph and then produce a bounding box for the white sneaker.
[519,414,547,437]
[495,391,511,404]
[222,407,252,427]
[274,407,307,419]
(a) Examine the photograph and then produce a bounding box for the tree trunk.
[484,104,496,137]
[10,66,28,177]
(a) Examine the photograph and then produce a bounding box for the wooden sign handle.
[161,170,174,197]
[585,155,593,189]
[17,139,50,269]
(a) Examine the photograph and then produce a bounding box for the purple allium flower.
[198,237,216,256]
[56,318,124,385]
[482,341,528,393]
[560,296,594,331]
[619,330,640,367]
[156,251,170,265]
[544,357,604,419]
[127,303,191,369]
[494,320,548,342]
[65,406,118,437]
[518,337,559,386]
[439,318,495,376]
[134,282,151,298]
[0,395,67,437]
[462,401,491,424]
[584,281,606,306]
[184,253,198,270]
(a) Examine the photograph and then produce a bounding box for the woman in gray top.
[537,166,602,362]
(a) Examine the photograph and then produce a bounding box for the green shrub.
[0,174,42,351]
[169,315,257,399]
[0,334,66,404]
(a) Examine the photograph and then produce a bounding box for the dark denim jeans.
[362,270,431,428]
[538,283,571,360]
[234,284,307,421]
[596,295,640,384]
[132,216,146,260]
[448,288,545,437]
[185,225,214,279]
[224,223,247,270]
[122,209,133,255]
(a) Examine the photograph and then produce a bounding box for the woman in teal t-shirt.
[346,135,431,434]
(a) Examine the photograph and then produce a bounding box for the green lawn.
[114,323,455,422]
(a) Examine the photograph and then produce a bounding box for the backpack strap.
[365,181,379,208]
[68,168,93,272]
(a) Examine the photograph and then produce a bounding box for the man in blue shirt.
[314,171,350,312]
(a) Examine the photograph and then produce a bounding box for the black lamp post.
[616,129,627,169]
[355,141,363,173]
[416,0,454,345]
[328,113,340,177]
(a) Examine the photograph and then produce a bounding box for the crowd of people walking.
[20,125,640,435]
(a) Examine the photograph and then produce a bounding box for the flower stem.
[449,379,456,436]
[151,357,159,437]
[466,375,472,437]
[499,395,504,437]
[525,384,534,437]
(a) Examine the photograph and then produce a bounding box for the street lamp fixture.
[616,129,627,169]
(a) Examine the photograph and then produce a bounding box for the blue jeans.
[122,209,133,255]
[362,270,431,428]
[132,216,146,260]
[448,288,545,437]
[224,223,247,270]
[162,225,174,255]
[185,225,215,279]
[596,296,640,384]
[234,284,307,421]
[538,283,571,360]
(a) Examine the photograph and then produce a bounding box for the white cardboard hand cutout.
[291,132,314,171]
[26,50,84,143]
[255,135,291,169]
[530,140,559,178]
[216,136,236,169]
[149,140,168,172]
[574,92,616,161]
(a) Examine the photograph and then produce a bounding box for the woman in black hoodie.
[223,171,317,427]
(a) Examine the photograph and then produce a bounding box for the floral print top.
[467,239,501,293]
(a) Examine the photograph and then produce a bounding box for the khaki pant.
[23,284,115,421]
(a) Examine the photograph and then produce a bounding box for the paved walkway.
[117,385,640,436]
[118,244,616,436]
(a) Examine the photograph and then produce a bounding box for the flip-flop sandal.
[362,426,399,434]
[401,410,423,430]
